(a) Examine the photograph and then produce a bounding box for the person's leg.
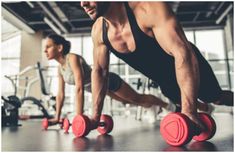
[108,80,168,108]
[197,100,210,112]
[213,90,233,106]
[196,90,233,113]
[195,90,234,113]
[107,72,180,112]
[106,91,129,105]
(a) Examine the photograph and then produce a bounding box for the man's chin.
[88,11,101,20]
[90,14,98,21]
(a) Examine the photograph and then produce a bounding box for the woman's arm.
[55,68,65,120]
[68,54,85,115]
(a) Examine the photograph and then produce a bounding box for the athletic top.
[59,53,92,85]
[102,2,221,102]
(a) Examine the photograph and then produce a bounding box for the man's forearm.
[91,69,108,120]
[175,50,200,113]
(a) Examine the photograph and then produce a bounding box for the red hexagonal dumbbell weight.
[160,113,216,146]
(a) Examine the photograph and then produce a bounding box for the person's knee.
[130,93,143,103]
[223,90,234,96]
[215,90,234,106]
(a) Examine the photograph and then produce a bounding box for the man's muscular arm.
[139,2,203,127]
[91,18,110,128]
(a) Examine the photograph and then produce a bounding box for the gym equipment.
[72,115,91,137]
[147,79,159,90]
[133,77,162,121]
[160,112,216,146]
[1,96,21,127]
[63,118,72,133]
[21,62,56,119]
[132,78,142,90]
[132,78,159,91]
[96,114,114,134]
[21,96,52,119]
[3,62,56,119]
[192,114,216,141]
[62,114,113,137]
[42,118,65,130]
[52,116,90,134]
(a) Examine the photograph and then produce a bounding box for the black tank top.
[102,2,209,94]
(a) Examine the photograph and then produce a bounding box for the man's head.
[80,2,110,20]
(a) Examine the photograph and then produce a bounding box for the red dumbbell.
[42,118,65,130]
[97,114,114,135]
[60,116,91,134]
[63,118,72,133]
[160,113,216,146]
[72,114,114,137]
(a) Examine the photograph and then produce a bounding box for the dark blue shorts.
[108,72,122,92]
[84,72,122,92]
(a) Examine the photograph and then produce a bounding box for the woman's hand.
[48,118,60,125]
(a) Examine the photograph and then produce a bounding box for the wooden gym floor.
[1,113,233,151]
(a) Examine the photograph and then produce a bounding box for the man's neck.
[103,2,127,27]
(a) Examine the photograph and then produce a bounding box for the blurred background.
[1,1,234,121]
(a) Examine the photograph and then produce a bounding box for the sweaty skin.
[81,2,205,129]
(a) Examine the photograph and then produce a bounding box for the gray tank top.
[59,53,92,85]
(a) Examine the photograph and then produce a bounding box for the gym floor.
[2,113,233,151]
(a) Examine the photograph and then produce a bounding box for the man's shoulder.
[129,2,172,28]
[91,17,104,44]
[91,17,103,37]
[129,2,167,13]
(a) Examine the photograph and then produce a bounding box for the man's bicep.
[144,2,189,55]
[91,18,109,71]
[153,17,190,56]
[93,43,109,71]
